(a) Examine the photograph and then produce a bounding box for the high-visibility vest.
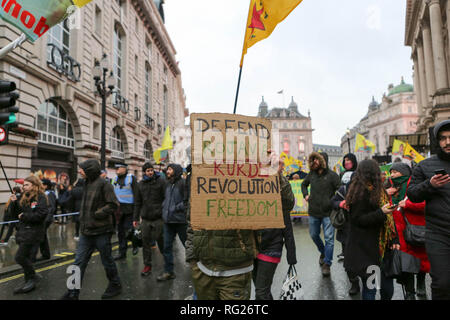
[112,174,134,204]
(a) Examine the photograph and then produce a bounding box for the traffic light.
[0,80,19,127]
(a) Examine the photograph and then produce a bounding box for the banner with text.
[289,180,308,217]
[190,113,284,230]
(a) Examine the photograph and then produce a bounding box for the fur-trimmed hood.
[308,152,327,171]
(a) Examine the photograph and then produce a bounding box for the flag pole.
[0,159,13,193]
[233,65,243,115]
[0,33,27,60]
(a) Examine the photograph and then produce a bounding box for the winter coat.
[162,164,188,224]
[301,152,340,218]
[256,174,297,265]
[391,178,430,273]
[134,173,166,222]
[14,194,49,244]
[72,180,85,213]
[344,189,398,277]
[407,154,450,236]
[79,160,119,236]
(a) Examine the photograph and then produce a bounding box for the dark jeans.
[117,214,133,256]
[252,259,278,300]
[74,233,120,287]
[141,219,164,267]
[308,216,335,266]
[15,243,38,281]
[425,230,450,300]
[361,269,394,300]
[162,223,187,273]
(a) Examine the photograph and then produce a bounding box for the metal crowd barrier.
[0,212,80,225]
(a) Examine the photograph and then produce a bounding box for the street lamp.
[346,128,351,154]
[93,53,116,171]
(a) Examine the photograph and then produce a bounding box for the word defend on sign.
[190,113,284,230]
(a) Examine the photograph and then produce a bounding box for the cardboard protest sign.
[190,113,284,230]
[289,180,308,217]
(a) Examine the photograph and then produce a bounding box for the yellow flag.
[240,0,303,67]
[392,139,406,156]
[404,142,425,163]
[73,0,93,7]
[355,133,376,154]
[161,126,173,150]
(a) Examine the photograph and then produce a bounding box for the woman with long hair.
[344,159,399,300]
[10,175,49,294]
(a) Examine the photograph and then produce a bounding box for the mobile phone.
[434,169,448,176]
[387,204,398,209]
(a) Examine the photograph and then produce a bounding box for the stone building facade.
[257,96,313,163]
[0,0,188,204]
[312,144,343,170]
[341,79,419,162]
[405,0,450,133]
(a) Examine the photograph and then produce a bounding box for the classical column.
[422,21,437,98]
[417,39,430,107]
[429,0,449,90]
[413,55,424,116]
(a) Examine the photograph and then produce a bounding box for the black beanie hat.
[142,162,154,172]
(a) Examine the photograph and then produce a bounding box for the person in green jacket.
[185,161,293,300]
[301,152,340,276]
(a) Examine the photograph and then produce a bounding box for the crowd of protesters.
[1,119,449,300]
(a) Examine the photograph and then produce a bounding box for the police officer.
[112,163,138,260]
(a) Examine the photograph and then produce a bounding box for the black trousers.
[141,219,164,267]
[117,214,133,256]
[31,221,52,261]
[426,230,450,300]
[15,243,38,281]
[252,259,278,300]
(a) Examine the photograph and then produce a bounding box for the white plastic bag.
[279,265,304,300]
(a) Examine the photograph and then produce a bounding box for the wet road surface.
[0,218,432,300]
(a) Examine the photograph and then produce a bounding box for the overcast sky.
[164,0,412,146]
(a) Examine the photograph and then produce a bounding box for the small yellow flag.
[240,0,303,67]
[73,0,93,7]
[161,126,173,150]
[355,133,376,154]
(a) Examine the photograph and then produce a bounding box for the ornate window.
[113,25,124,96]
[47,20,70,64]
[36,101,74,149]
[110,127,124,159]
[144,140,152,161]
[145,64,152,117]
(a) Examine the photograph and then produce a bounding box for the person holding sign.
[302,152,340,277]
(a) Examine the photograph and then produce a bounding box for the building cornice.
[132,0,181,76]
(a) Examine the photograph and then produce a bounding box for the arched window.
[144,140,153,161]
[36,101,74,148]
[110,127,124,159]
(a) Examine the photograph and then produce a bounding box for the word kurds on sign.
[1,0,50,37]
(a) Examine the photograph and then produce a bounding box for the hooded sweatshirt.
[79,160,119,236]
[301,152,340,218]
[162,164,188,224]
[407,121,450,235]
[340,153,358,185]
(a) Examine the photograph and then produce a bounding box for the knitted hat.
[390,162,411,177]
